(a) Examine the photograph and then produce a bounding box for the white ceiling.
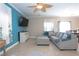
[12,3,79,18]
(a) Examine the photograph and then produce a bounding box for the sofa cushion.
[62,33,68,39]
[52,36,59,40]
[56,32,60,37]
[48,31,56,36]
[61,33,71,41]
[54,39,60,43]
[58,32,64,38]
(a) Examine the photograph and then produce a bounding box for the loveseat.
[49,31,78,50]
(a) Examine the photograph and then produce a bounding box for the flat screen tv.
[19,17,29,27]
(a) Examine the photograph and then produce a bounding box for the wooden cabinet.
[0,40,5,48]
[0,40,6,55]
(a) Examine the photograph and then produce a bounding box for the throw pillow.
[61,33,68,41]
[43,31,48,36]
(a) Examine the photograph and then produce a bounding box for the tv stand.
[19,31,29,43]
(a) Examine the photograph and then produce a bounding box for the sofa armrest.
[58,37,78,49]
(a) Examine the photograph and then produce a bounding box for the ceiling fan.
[28,3,53,12]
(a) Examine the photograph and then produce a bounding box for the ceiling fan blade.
[36,3,42,5]
[44,4,52,8]
[48,5,53,8]
[27,3,53,12]
[27,6,36,8]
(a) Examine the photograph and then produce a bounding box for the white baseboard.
[0,42,19,55]
[6,42,19,51]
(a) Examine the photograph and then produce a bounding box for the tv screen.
[19,17,29,27]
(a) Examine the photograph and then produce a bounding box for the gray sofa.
[49,31,78,50]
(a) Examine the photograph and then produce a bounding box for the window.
[44,22,54,31]
[59,21,71,32]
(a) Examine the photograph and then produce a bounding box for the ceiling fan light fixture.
[28,3,53,12]
[36,5,43,9]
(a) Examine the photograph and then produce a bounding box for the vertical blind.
[44,22,54,31]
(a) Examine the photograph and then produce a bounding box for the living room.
[0,3,79,56]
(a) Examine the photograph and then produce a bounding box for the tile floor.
[5,39,79,56]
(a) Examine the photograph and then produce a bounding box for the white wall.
[28,18,44,36]
[28,16,79,37]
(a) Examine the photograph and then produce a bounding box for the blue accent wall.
[4,4,24,48]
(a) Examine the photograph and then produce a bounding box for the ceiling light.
[36,5,43,9]
[28,3,52,12]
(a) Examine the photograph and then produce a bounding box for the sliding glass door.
[0,4,12,44]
